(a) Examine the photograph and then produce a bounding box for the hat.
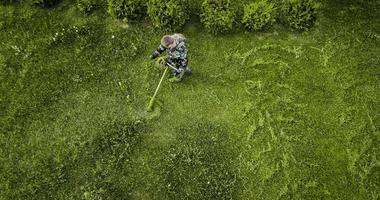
[161,35,175,48]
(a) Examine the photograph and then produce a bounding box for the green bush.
[185,0,203,15]
[77,0,102,14]
[108,0,146,20]
[200,0,235,34]
[283,0,320,31]
[32,0,61,7]
[242,0,275,31]
[147,0,189,30]
[0,0,17,4]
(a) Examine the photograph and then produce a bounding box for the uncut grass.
[1,0,379,199]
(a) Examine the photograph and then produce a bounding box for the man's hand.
[150,51,160,59]
[160,59,167,66]
[178,67,184,73]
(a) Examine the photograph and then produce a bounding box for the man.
[150,33,192,82]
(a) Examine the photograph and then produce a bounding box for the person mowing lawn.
[150,33,192,82]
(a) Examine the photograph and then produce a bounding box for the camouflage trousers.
[169,58,192,78]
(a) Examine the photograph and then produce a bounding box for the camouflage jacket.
[156,34,188,62]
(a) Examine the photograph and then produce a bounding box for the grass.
[0,0,379,199]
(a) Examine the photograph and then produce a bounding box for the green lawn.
[0,0,379,199]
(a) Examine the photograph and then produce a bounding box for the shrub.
[32,0,60,7]
[108,0,146,20]
[184,0,203,15]
[77,0,102,14]
[242,0,275,31]
[200,0,235,34]
[283,0,320,31]
[147,0,189,30]
[0,0,17,4]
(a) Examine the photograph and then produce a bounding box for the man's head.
[161,35,176,48]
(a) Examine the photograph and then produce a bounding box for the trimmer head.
[143,100,161,120]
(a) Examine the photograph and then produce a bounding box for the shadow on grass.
[158,121,241,199]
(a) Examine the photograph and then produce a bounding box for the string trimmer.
[147,59,178,112]
[147,66,168,112]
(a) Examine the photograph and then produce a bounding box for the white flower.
[112,35,115,39]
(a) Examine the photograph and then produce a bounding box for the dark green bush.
[77,0,102,14]
[242,0,275,31]
[32,0,60,7]
[0,0,17,4]
[107,0,146,20]
[200,0,235,34]
[184,0,203,16]
[283,0,320,31]
[147,0,189,30]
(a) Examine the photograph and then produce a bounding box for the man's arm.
[169,42,187,60]
[150,44,166,59]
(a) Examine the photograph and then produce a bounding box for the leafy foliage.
[283,0,320,31]
[200,0,235,34]
[185,0,203,15]
[77,0,103,14]
[242,0,275,31]
[31,0,61,7]
[147,0,189,30]
[107,0,146,20]
[0,0,18,4]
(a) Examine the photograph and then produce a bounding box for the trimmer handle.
[165,62,180,73]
